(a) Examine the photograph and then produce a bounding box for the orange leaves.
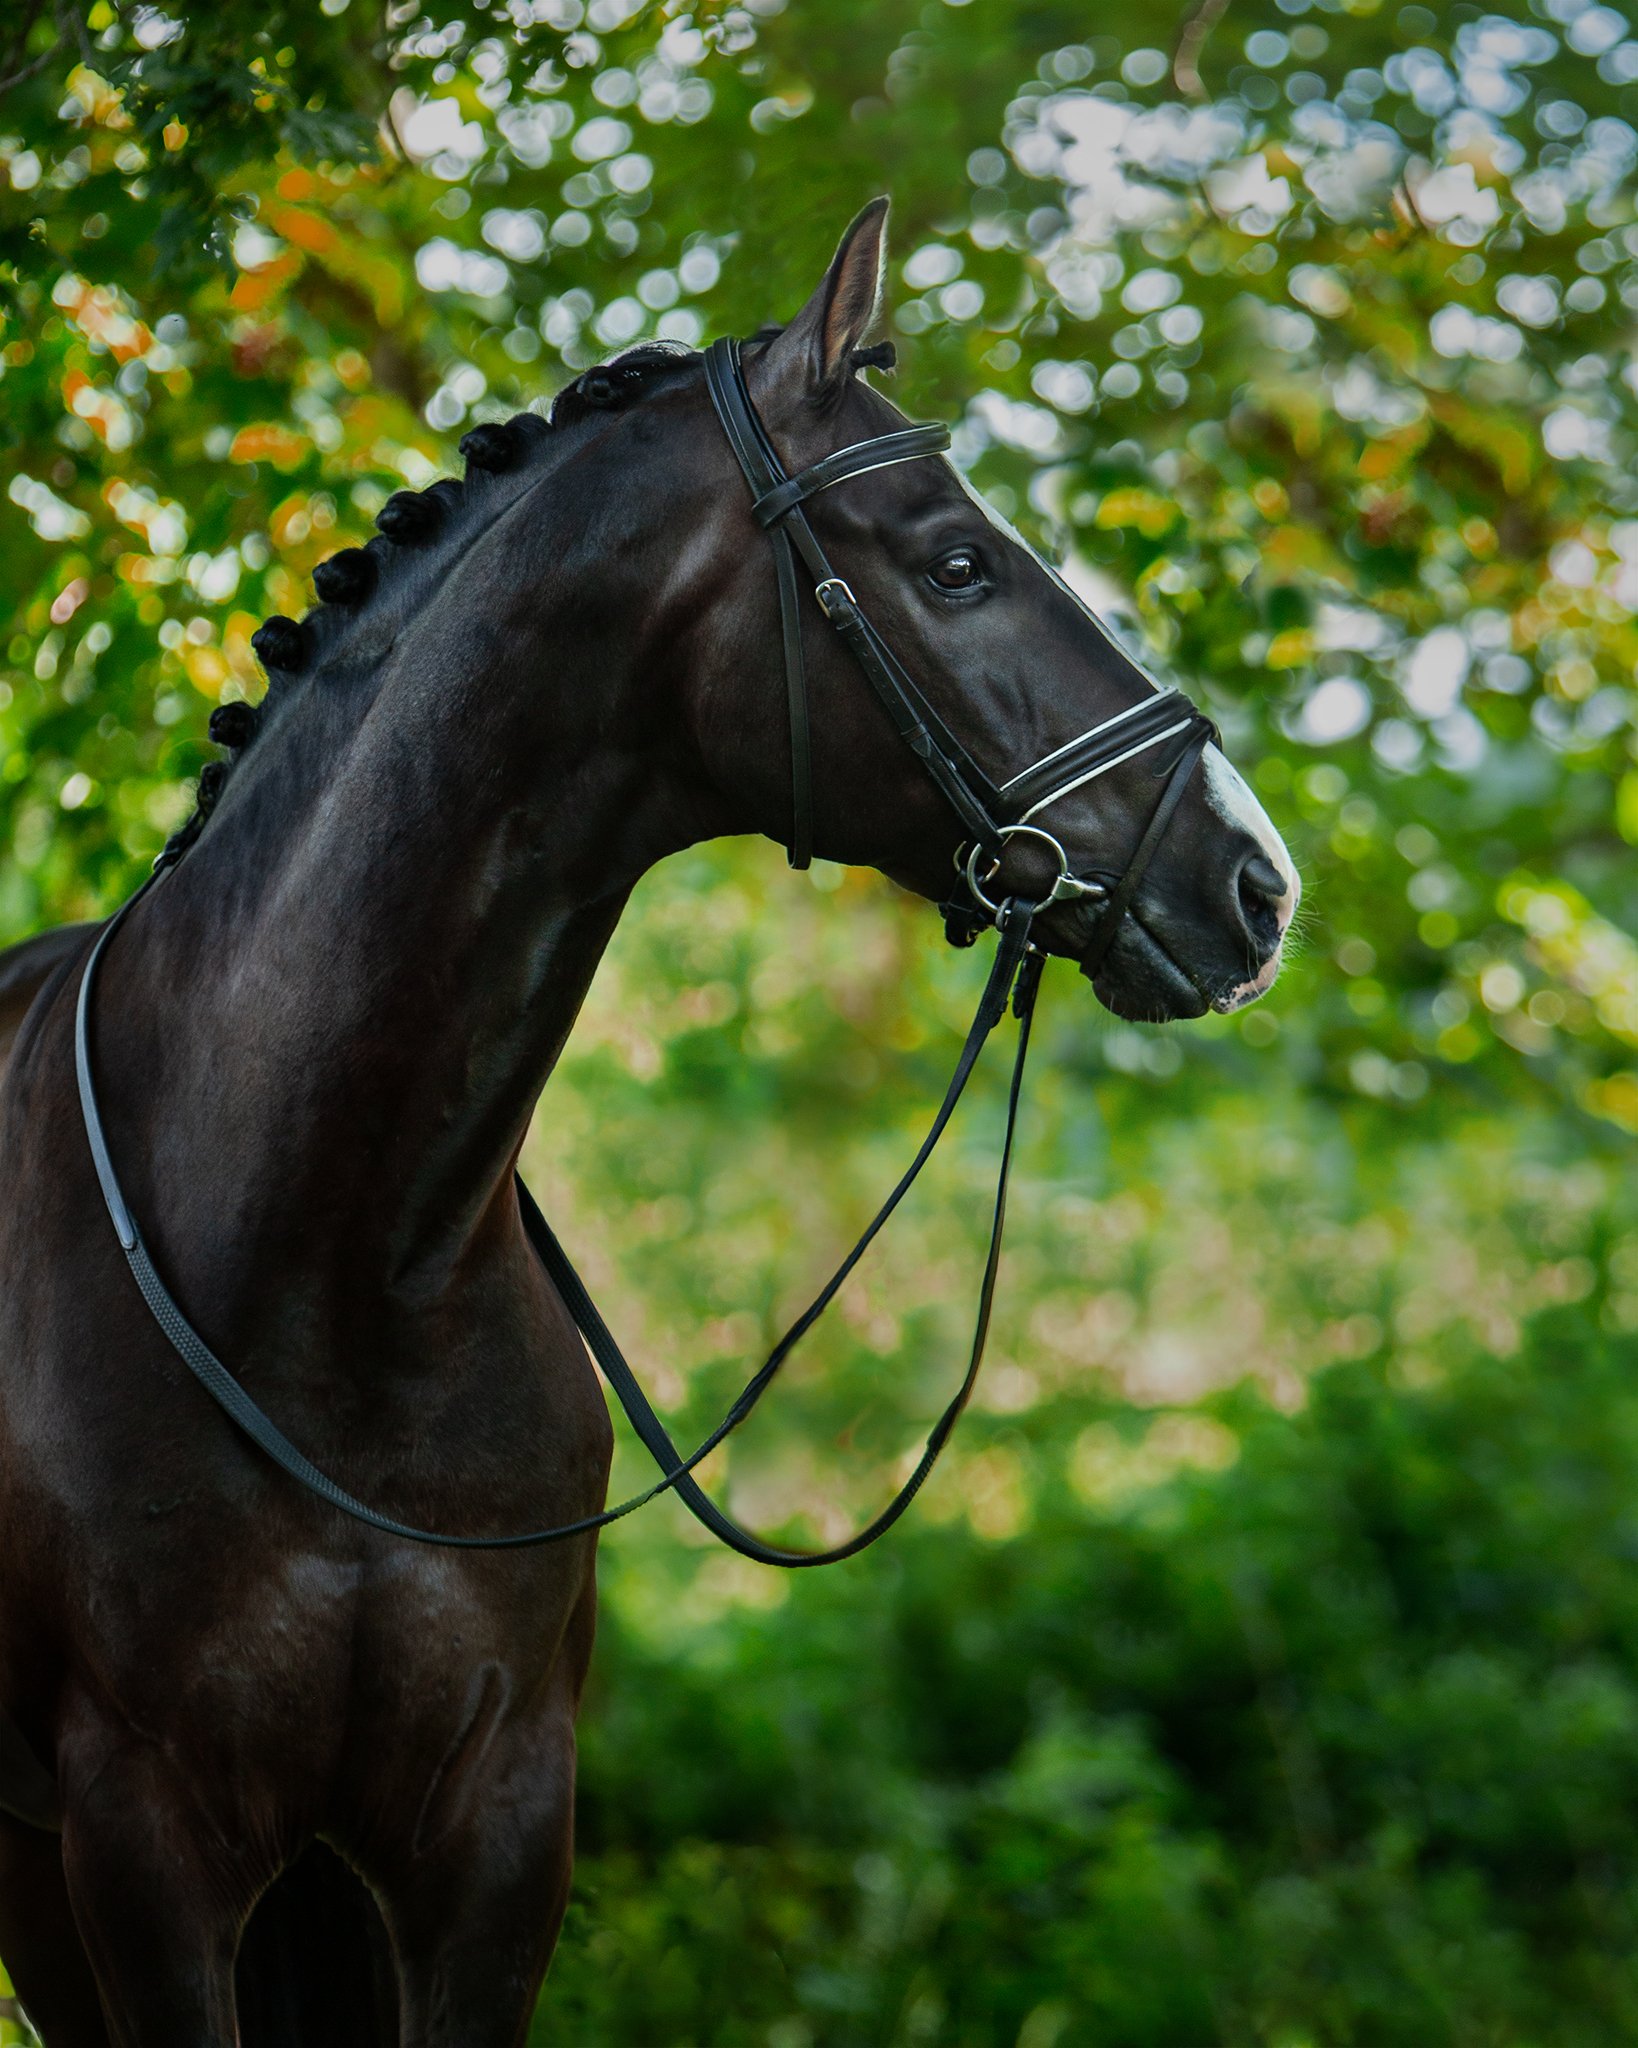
[229,256,301,315]
[263,203,343,259]
[63,64,129,130]
[228,424,308,470]
[230,195,407,328]
[114,553,173,586]
[52,279,151,363]
[228,188,394,326]
[61,367,135,450]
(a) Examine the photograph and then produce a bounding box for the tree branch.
[0,1,60,103]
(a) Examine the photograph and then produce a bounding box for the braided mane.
[166,337,895,863]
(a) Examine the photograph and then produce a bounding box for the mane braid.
[161,331,867,867]
[546,340,695,430]
[745,324,896,375]
[161,347,680,864]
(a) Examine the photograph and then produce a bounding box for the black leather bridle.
[700,336,1217,977]
[72,337,1217,1568]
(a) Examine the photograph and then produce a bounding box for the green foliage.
[550,1310,1638,2044]
[2,0,1637,2039]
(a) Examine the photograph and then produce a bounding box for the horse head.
[497,198,1298,1024]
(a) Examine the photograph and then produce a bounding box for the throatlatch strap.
[75,881,1040,1559]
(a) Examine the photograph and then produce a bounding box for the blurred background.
[2,0,1637,2040]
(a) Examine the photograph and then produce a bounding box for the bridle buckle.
[814,577,856,620]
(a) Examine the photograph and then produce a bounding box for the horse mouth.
[1072,909,1283,1025]
[1079,911,1211,1023]
[1210,945,1284,1013]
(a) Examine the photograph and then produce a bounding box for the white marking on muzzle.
[947,459,1301,978]
[1204,746,1298,1011]
[1216,948,1284,1012]
[1204,746,1299,911]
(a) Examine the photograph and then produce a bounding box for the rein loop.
[76,880,1040,1561]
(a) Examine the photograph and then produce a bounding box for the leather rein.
[73,338,1215,1568]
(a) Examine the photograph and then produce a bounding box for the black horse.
[0,202,1295,2046]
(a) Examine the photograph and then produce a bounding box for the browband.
[752,426,951,529]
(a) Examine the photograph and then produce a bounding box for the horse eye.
[928,550,984,592]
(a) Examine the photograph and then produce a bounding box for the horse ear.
[757,197,890,405]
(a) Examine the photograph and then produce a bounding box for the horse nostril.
[1237,853,1289,929]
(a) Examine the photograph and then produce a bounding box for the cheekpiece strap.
[704,338,817,866]
[704,337,1003,869]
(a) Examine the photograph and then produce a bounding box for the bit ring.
[963,825,1107,919]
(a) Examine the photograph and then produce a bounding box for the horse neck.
[98,480,720,1314]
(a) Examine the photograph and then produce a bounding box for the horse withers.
[0,201,1295,2046]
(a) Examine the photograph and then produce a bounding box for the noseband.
[701,337,1217,975]
[72,335,1222,1570]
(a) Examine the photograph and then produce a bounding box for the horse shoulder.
[0,923,99,1090]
